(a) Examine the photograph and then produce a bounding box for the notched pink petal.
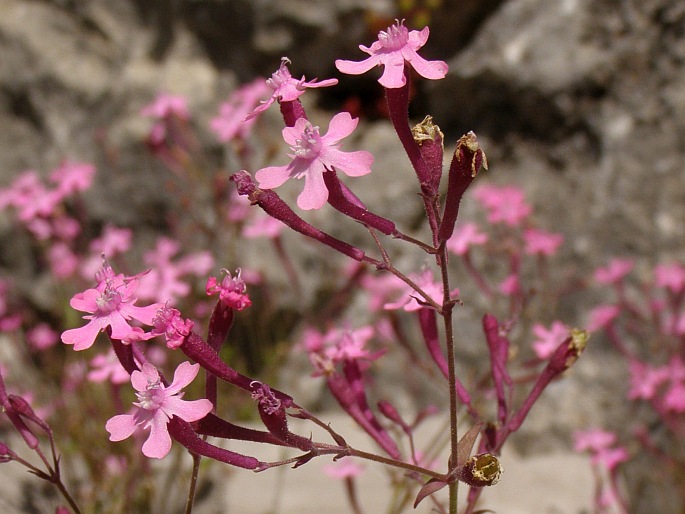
[163,397,213,422]
[106,414,137,441]
[335,56,380,76]
[298,168,329,210]
[255,165,292,190]
[142,416,172,459]
[325,149,374,177]
[323,112,359,144]
[378,60,408,89]
[61,320,105,351]
[403,50,448,80]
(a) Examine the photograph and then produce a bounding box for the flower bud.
[438,131,487,244]
[457,452,502,487]
[411,115,444,195]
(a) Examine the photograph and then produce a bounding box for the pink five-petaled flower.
[335,19,448,89]
[255,112,373,210]
[206,268,251,310]
[246,57,338,120]
[60,262,163,351]
[106,361,212,459]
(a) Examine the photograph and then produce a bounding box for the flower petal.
[142,414,172,459]
[61,319,106,351]
[403,49,448,81]
[322,112,358,145]
[165,361,200,395]
[325,149,373,177]
[106,414,138,441]
[255,165,293,190]
[162,397,213,422]
[298,165,328,210]
[335,55,380,76]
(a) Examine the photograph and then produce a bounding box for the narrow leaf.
[414,478,448,508]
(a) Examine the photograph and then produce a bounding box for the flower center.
[291,124,322,159]
[267,58,292,91]
[378,20,409,51]
[136,383,165,410]
[95,283,123,314]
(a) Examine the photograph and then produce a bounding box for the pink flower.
[473,184,532,227]
[255,112,373,210]
[48,242,79,279]
[383,269,458,311]
[211,78,270,141]
[206,268,251,310]
[663,381,685,412]
[335,20,448,89]
[1,171,62,224]
[531,321,569,359]
[137,237,214,304]
[150,305,195,349]
[586,304,621,332]
[242,213,285,239]
[593,258,634,285]
[323,459,364,479]
[61,262,163,351]
[26,323,59,351]
[247,57,338,120]
[627,361,669,401]
[105,361,212,459]
[654,262,685,293]
[446,222,488,255]
[141,93,189,120]
[87,349,130,385]
[49,161,96,195]
[498,274,520,296]
[523,228,564,256]
[573,428,616,452]
[592,447,629,471]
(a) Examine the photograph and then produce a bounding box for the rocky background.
[1,0,684,513]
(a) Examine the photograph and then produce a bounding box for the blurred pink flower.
[88,349,130,385]
[48,242,79,279]
[49,161,96,195]
[473,184,532,227]
[211,78,270,141]
[573,428,616,452]
[255,112,373,210]
[523,228,563,256]
[105,361,212,459]
[323,459,364,479]
[446,222,488,255]
[593,258,634,285]
[141,93,189,120]
[498,274,520,296]
[531,321,569,359]
[654,262,685,293]
[627,361,669,401]
[242,213,285,239]
[137,237,214,304]
[586,304,621,332]
[26,323,59,351]
[335,20,448,88]
[383,269,457,312]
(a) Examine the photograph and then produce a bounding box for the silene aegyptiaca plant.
[0,20,592,514]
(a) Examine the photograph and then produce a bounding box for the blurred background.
[0,0,684,513]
